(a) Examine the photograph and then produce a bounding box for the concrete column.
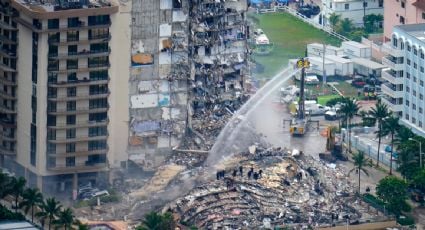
[72,173,78,200]
[37,176,43,192]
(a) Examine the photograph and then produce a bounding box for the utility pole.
[363,0,367,24]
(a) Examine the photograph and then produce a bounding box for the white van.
[91,190,109,198]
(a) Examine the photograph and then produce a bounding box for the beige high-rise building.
[0,0,131,195]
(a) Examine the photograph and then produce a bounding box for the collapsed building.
[165,148,388,229]
[129,0,249,169]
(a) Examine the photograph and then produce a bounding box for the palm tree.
[20,188,43,223]
[8,177,26,213]
[369,101,390,166]
[395,126,414,144]
[54,208,74,230]
[75,220,90,230]
[383,115,400,175]
[138,211,164,230]
[36,198,62,230]
[328,13,341,29]
[341,98,359,153]
[349,151,372,193]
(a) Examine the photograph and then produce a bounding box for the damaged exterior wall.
[129,0,190,169]
[129,0,249,169]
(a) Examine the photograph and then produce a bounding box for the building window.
[421,94,424,100]
[88,140,107,150]
[408,45,411,52]
[401,1,405,8]
[406,99,410,106]
[414,77,417,82]
[47,115,56,126]
[414,48,418,55]
[89,98,108,109]
[67,59,78,70]
[413,90,417,96]
[89,85,108,95]
[421,67,424,73]
[48,101,57,112]
[89,70,108,81]
[414,63,418,69]
[88,15,110,26]
[400,16,405,24]
[344,3,349,10]
[47,143,56,154]
[47,129,56,140]
[66,157,75,167]
[420,121,423,127]
[407,59,411,65]
[413,117,416,124]
[67,30,79,42]
[393,38,398,48]
[67,101,76,111]
[407,72,411,79]
[88,28,109,40]
[422,12,425,20]
[421,51,425,59]
[47,19,59,29]
[66,143,75,153]
[378,0,383,7]
[66,128,76,139]
[421,80,424,86]
[48,72,58,83]
[67,17,79,28]
[89,126,107,137]
[88,154,106,164]
[420,107,423,114]
[413,104,416,110]
[406,114,409,120]
[89,112,107,122]
[406,86,410,92]
[67,87,77,97]
[68,45,77,55]
[66,115,76,125]
[68,73,77,82]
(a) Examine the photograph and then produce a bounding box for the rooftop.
[0,221,38,230]
[12,0,115,12]
[395,23,425,41]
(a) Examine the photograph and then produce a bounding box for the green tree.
[363,14,383,33]
[376,176,411,216]
[337,18,354,36]
[36,198,62,230]
[369,101,390,167]
[0,171,11,199]
[19,188,43,223]
[412,169,425,193]
[328,13,341,29]
[340,98,359,153]
[349,29,367,42]
[137,211,175,230]
[54,208,74,230]
[8,177,26,213]
[349,151,372,193]
[395,126,415,144]
[383,115,400,175]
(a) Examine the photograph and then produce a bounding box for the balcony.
[47,162,107,172]
[49,63,110,74]
[0,106,16,114]
[381,96,403,112]
[0,48,17,58]
[47,92,109,101]
[48,120,109,129]
[0,63,17,72]
[0,21,17,30]
[381,69,403,84]
[48,34,111,45]
[382,83,404,98]
[48,148,107,158]
[49,79,109,87]
[14,18,112,33]
[50,49,111,60]
[0,119,16,128]
[381,42,404,57]
[0,35,17,44]
[47,107,108,115]
[0,133,16,142]
[0,146,15,155]
[0,91,16,100]
[382,56,404,71]
[47,134,108,143]
[0,78,17,86]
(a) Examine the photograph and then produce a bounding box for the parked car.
[91,190,110,198]
[351,76,366,88]
[297,4,320,18]
[384,145,399,160]
[325,110,339,120]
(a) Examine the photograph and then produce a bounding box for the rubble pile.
[166,152,208,168]
[166,148,384,229]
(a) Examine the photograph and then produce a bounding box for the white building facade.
[322,0,384,27]
[382,24,425,136]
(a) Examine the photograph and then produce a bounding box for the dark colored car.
[351,76,366,88]
[297,4,320,18]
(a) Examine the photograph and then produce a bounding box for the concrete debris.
[165,147,388,229]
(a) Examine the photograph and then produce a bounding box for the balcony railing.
[47,162,107,171]
[50,49,111,59]
[48,78,109,87]
[0,48,17,58]
[48,34,111,45]
[47,134,108,143]
[0,145,16,155]
[48,148,107,158]
[47,92,109,101]
[0,132,16,142]
[381,42,404,57]
[0,106,17,114]
[382,56,404,71]
[48,64,110,74]
[47,106,108,115]
[381,69,403,84]
[382,83,403,98]
[48,119,109,129]
[0,119,16,127]
[0,91,16,100]
[381,96,403,112]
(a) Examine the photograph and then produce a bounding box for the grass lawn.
[250,13,341,79]
[317,94,341,106]
[333,81,360,98]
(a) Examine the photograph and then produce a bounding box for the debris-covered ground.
[164,147,387,229]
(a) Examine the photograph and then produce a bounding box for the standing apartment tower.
[129,0,248,168]
[0,0,131,195]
